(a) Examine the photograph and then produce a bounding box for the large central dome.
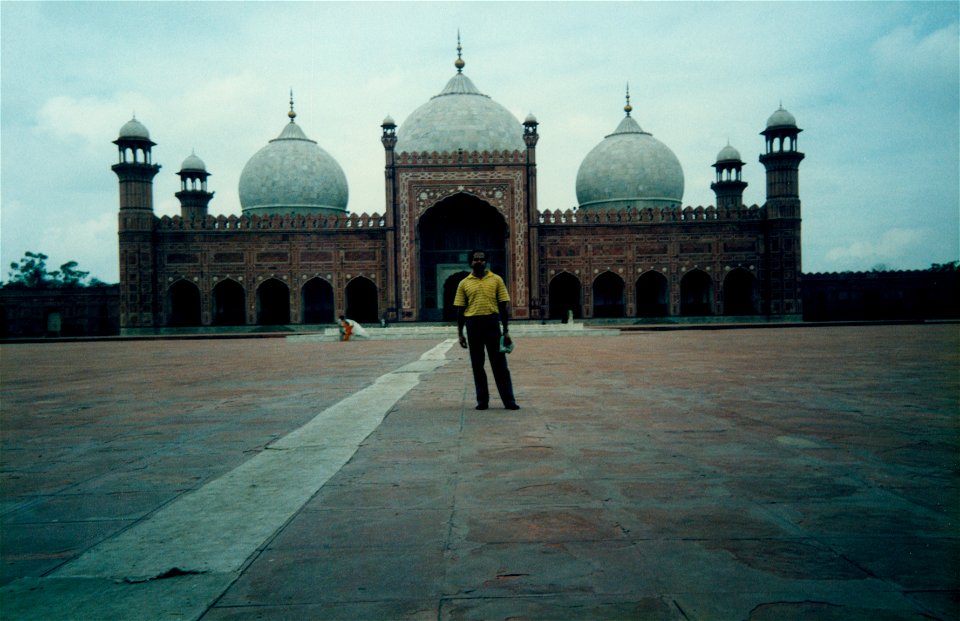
[395,51,523,155]
[239,105,348,217]
[576,100,684,211]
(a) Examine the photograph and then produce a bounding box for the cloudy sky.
[2,1,957,283]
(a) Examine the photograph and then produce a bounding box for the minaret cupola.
[175,151,214,219]
[711,142,747,209]
[112,116,161,211]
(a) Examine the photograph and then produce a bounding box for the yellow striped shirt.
[453,271,510,316]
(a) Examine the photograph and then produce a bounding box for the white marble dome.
[576,112,684,211]
[118,117,151,141]
[179,152,207,172]
[715,144,742,163]
[766,105,797,129]
[395,63,523,155]
[238,117,348,217]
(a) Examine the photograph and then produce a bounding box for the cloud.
[871,20,959,95]
[36,93,154,148]
[825,228,928,270]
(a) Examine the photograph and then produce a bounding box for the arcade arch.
[548,272,582,320]
[213,279,245,326]
[345,276,379,324]
[257,278,290,325]
[681,269,713,316]
[302,278,334,324]
[167,280,201,327]
[593,271,625,318]
[636,271,669,317]
[723,269,757,315]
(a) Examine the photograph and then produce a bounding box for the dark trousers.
[465,314,516,407]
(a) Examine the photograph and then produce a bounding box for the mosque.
[112,45,804,332]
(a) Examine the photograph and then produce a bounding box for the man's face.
[471,253,487,270]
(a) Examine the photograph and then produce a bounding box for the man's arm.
[498,300,511,344]
[457,306,467,348]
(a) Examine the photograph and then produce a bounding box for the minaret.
[113,116,161,330]
[758,105,804,317]
[759,104,804,217]
[175,151,214,219]
[711,143,747,209]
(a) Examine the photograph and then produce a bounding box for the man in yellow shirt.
[454,249,519,411]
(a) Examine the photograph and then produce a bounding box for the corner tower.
[760,105,804,217]
[113,117,161,330]
[759,105,804,318]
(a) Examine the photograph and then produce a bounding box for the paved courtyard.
[1,324,957,620]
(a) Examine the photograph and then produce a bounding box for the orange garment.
[342,321,353,341]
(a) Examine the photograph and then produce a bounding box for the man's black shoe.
[505,403,521,410]
[475,404,489,410]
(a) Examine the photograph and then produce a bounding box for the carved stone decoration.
[396,169,528,316]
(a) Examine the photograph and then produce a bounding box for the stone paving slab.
[1,324,958,620]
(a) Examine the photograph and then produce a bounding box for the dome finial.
[624,83,633,117]
[288,89,297,123]
[455,30,465,73]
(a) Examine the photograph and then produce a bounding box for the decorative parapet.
[155,212,387,231]
[394,149,526,167]
[538,205,764,225]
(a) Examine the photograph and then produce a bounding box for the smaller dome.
[118,117,150,140]
[180,152,207,172]
[715,144,742,163]
[382,114,396,127]
[524,112,538,125]
[766,106,797,129]
[239,114,349,216]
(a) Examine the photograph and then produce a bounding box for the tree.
[4,251,107,288]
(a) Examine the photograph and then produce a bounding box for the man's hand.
[502,333,512,346]
[458,334,468,349]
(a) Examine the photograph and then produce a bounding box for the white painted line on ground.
[54,339,454,582]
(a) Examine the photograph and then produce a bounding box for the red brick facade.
[115,110,803,333]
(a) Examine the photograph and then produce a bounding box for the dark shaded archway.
[593,272,625,318]
[257,279,290,325]
[168,280,201,327]
[723,269,756,315]
[345,277,378,324]
[636,271,669,317]
[442,271,470,321]
[213,279,245,326]
[418,194,507,321]
[302,278,334,324]
[681,270,713,316]
[549,272,582,320]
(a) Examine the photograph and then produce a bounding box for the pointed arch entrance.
[636,271,669,317]
[302,278,334,324]
[723,269,757,315]
[257,278,290,325]
[593,272,625,318]
[681,270,713,316]
[167,280,201,327]
[345,277,379,324]
[418,193,507,321]
[549,272,582,320]
[213,279,245,326]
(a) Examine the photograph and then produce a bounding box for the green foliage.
[4,251,106,288]
[930,261,959,272]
